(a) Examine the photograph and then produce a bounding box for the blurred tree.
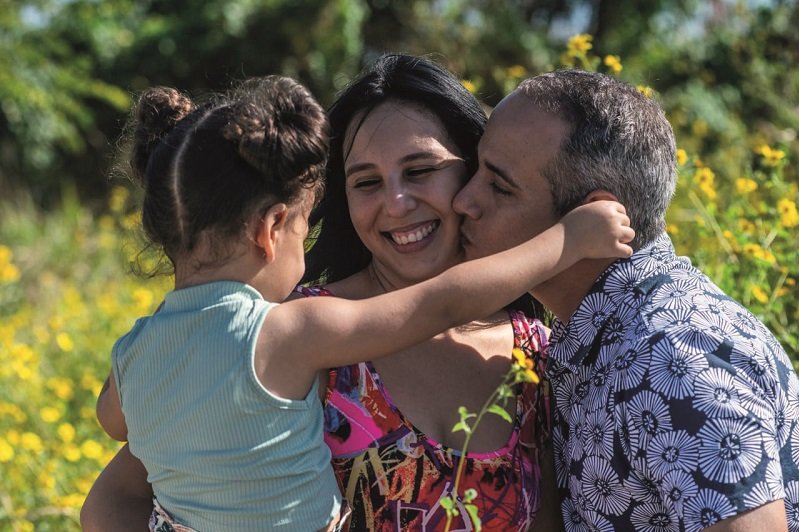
[0,0,795,208]
[0,0,132,207]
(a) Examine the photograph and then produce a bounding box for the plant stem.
[443,381,506,532]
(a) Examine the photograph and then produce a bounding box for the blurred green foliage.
[1,0,796,207]
[1,2,798,528]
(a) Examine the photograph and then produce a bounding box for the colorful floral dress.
[299,286,551,532]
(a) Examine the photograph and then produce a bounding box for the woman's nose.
[384,182,417,217]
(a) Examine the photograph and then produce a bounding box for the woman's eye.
[405,167,436,178]
[353,178,380,189]
[490,181,512,196]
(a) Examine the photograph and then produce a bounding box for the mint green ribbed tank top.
[112,281,341,531]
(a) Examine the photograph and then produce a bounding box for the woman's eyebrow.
[398,152,464,164]
[344,162,377,178]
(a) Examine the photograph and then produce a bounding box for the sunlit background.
[1,0,797,529]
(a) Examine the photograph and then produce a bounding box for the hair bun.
[130,87,196,182]
[224,76,329,190]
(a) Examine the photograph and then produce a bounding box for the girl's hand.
[561,200,635,259]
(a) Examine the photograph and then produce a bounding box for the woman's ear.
[254,203,289,264]
[581,189,619,204]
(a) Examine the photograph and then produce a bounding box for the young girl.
[96,75,634,531]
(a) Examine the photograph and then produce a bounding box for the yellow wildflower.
[751,285,769,304]
[80,439,104,460]
[63,445,82,462]
[40,406,62,423]
[777,198,799,228]
[0,437,14,462]
[737,219,755,234]
[122,211,141,230]
[56,332,75,352]
[6,430,19,445]
[695,167,714,184]
[20,432,44,453]
[0,245,11,265]
[56,493,87,508]
[132,287,154,311]
[511,348,540,384]
[461,79,476,94]
[0,402,26,422]
[694,167,716,199]
[38,475,56,491]
[735,178,758,194]
[16,521,34,532]
[506,65,526,79]
[12,359,34,381]
[109,185,130,213]
[81,371,102,391]
[48,377,74,400]
[0,244,20,282]
[49,315,65,331]
[786,278,796,287]
[512,348,526,366]
[637,85,654,98]
[666,223,679,235]
[603,55,622,74]
[0,263,20,283]
[743,243,776,264]
[57,423,76,443]
[567,33,593,55]
[756,144,785,167]
[676,149,688,166]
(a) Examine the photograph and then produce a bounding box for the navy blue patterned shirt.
[547,233,799,531]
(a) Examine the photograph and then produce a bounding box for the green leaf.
[497,383,514,399]
[457,406,476,420]
[452,421,472,434]
[486,404,512,423]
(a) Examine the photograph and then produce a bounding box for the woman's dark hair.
[302,53,486,284]
[127,75,329,267]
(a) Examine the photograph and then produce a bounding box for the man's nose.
[452,181,481,219]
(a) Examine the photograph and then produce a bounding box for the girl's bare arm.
[80,444,153,531]
[262,201,634,399]
[96,373,128,441]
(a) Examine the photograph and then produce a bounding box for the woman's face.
[343,101,468,287]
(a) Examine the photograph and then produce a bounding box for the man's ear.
[254,203,289,264]
[581,189,619,204]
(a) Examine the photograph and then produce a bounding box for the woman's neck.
[323,262,416,300]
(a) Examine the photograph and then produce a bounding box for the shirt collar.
[548,233,678,369]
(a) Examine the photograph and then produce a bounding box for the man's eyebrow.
[485,160,521,189]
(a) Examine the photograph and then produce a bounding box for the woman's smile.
[384,220,440,247]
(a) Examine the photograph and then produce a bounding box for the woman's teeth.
[389,222,437,245]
